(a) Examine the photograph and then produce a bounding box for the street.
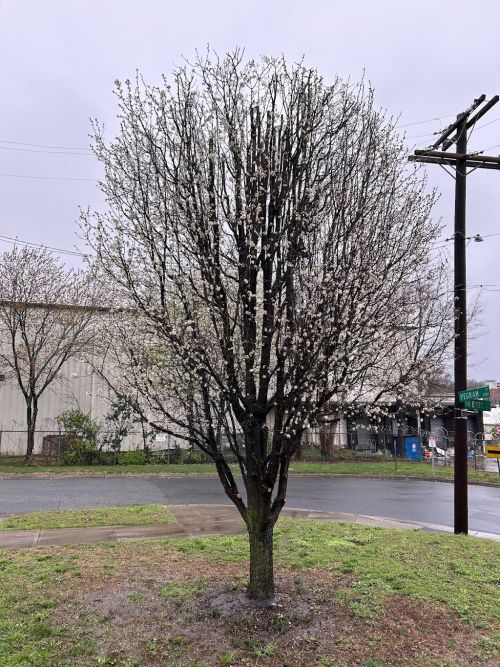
[0,476,499,535]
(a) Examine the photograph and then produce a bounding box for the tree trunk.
[25,400,38,464]
[140,419,149,453]
[246,478,275,601]
[247,517,275,600]
[295,439,303,461]
[320,423,335,459]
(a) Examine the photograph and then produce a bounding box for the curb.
[288,473,500,488]
[1,503,498,549]
[0,472,220,481]
[0,471,498,488]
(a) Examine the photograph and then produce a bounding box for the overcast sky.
[1,0,499,378]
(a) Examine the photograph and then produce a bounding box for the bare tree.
[83,51,452,600]
[0,247,100,462]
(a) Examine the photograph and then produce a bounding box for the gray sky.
[1,0,499,377]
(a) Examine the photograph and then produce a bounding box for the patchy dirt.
[47,549,495,667]
[206,590,311,617]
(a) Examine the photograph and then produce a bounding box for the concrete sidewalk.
[0,504,498,549]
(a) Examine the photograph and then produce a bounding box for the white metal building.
[0,357,144,456]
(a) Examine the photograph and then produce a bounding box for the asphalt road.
[0,476,499,534]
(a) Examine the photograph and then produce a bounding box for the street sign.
[458,386,490,402]
[485,444,500,459]
[463,399,491,411]
[428,435,436,449]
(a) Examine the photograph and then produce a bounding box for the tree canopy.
[83,51,452,599]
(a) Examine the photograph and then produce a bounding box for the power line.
[431,231,500,251]
[0,234,86,257]
[0,145,94,157]
[0,139,91,151]
[396,114,454,129]
[406,131,436,140]
[0,118,455,153]
[474,115,500,132]
[472,143,500,155]
[479,285,500,292]
[472,283,500,287]
[479,231,500,239]
[0,172,97,182]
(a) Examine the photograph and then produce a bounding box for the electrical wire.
[0,114,455,155]
[405,132,436,140]
[0,145,94,157]
[474,116,500,132]
[0,139,91,151]
[430,231,500,250]
[396,114,454,129]
[0,234,86,257]
[0,172,97,181]
[479,232,500,239]
[470,143,500,155]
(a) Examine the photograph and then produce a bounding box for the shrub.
[167,446,184,464]
[117,450,150,466]
[184,449,210,464]
[56,409,101,466]
[63,439,99,466]
[56,409,100,443]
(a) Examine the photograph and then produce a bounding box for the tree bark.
[248,521,274,600]
[295,439,303,461]
[245,477,275,601]
[25,399,38,464]
[320,423,335,459]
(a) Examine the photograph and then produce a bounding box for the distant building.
[0,354,488,458]
[325,396,483,455]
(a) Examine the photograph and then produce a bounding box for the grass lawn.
[0,519,498,666]
[0,463,218,475]
[0,459,215,475]
[0,460,498,485]
[0,505,174,532]
[289,460,500,484]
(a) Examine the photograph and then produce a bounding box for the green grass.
[160,577,208,603]
[172,520,500,627]
[0,462,217,475]
[0,519,499,665]
[289,460,500,484]
[0,459,497,484]
[0,504,174,531]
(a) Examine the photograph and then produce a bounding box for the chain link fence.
[0,427,494,471]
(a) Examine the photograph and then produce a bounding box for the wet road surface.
[0,476,498,535]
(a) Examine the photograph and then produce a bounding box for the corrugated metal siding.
[0,357,144,455]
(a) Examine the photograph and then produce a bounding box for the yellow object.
[485,445,500,459]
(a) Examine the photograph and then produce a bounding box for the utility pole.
[409,94,499,535]
[453,112,468,535]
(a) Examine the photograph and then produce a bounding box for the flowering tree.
[0,247,101,462]
[83,51,451,600]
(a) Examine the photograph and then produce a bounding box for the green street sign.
[463,399,491,411]
[458,386,490,402]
